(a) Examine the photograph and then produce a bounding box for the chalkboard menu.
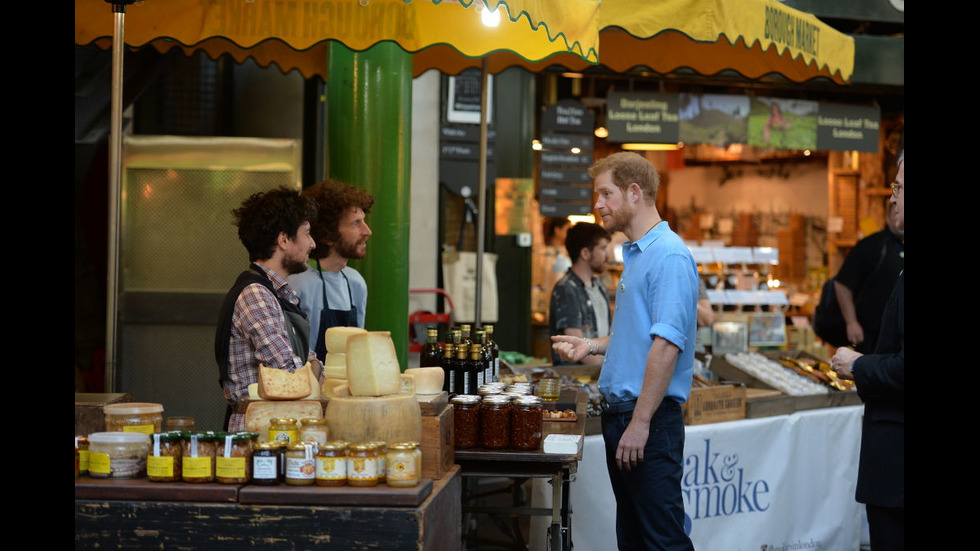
[538,100,595,217]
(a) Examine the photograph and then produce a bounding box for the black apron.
[215,263,311,428]
[314,260,358,361]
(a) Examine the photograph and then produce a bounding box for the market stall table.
[454,389,587,551]
[74,466,461,550]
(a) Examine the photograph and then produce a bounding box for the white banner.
[560,406,865,550]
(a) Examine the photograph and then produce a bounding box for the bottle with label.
[467,342,485,394]
[484,324,500,382]
[459,324,473,351]
[475,329,493,386]
[454,342,470,395]
[441,342,456,394]
[420,327,443,368]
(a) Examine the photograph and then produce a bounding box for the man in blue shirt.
[553,152,698,550]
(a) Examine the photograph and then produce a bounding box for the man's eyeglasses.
[890,182,904,197]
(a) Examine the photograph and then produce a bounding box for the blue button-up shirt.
[598,222,699,404]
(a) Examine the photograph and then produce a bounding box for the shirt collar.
[622,221,669,256]
[253,262,290,293]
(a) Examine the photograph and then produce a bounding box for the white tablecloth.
[533,405,867,550]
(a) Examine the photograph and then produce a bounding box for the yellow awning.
[75,0,601,77]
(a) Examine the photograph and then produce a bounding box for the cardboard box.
[75,393,133,436]
[683,384,746,425]
[420,403,453,480]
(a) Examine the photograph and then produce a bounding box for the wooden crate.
[682,385,746,425]
[420,403,454,480]
[75,393,133,436]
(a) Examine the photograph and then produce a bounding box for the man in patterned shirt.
[214,187,321,431]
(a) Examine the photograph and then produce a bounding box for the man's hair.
[565,222,611,264]
[233,186,317,262]
[588,151,660,203]
[305,179,375,258]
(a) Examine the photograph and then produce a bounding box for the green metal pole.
[326,41,412,370]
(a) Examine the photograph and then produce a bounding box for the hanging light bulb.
[481,2,501,27]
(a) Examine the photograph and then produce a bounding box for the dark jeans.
[867,504,904,551]
[601,399,694,551]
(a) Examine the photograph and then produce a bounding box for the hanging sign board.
[606,91,679,143]
[541,99,594,134]
[816,103,881,153]
[447,68,493,124]
[540,184,592,201]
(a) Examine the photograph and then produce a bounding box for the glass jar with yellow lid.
[285,442,317,486]
[315,441,349,486]
[299,418,330,446]
[269,418,299,445]
[385,442,422,487]
[347,443,381,487]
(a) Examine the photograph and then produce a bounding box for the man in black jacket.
[832,150,904,551]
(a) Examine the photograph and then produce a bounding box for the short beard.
[284,256,309,275]
[334,237,366,260]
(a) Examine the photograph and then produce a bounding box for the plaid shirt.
[223,263,311,432]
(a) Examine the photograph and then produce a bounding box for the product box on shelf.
[682,384,746,425]
[420,402,454,480]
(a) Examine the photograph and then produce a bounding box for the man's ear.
[277,231,290,249]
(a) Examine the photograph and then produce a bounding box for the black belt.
[601,398,679,415]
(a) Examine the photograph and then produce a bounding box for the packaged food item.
[386,442,421,487]
[285,442,317,486]
[511,396,543,450]
[88,432,150,479]
[347,442,381,487]
[480,395,512,449]
[216,432,257,484]
[104,403,164,434]
[451,395,481,449]
[75,436,90,476]
[371,441,388,483]
[315,442,349,487]
[252,441,281,485]
[182,431,218,483]
[269,418,299,445]
[147,431,183,482]
[299,418,329,446]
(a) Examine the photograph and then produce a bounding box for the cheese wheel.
[324,393,422,445]
[324,327,367,354]
[400,373,416,395]
[346,332,401,397]
[258,363,312,400]
[244,401,323,441]
[321,377,348,398]
[404,367,445,394]
[323,353,348,380]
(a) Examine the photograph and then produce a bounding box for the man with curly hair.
[288,179,375,360]
[214,186,320,431]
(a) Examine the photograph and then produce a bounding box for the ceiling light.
[621,143,682,151]
[594,126,609,139]
[480,4,501,27]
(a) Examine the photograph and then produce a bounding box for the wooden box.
[75,393,133,436]
[420,403,454,480]
[682,384,746,425]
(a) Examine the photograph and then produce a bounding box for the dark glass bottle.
[474,329,492,387]
[441,342,456,394]
[467,342,486,393]
[459,324,473,352]
[420,327,443,368]
[454,343,470,395]
[484,324,500,382]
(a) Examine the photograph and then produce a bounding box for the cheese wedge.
[346,332,401,397]
[323,353,348,380]
[324,327,367,354]
[257,362,312,400]
[404,367,445,394]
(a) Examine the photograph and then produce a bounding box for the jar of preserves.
[216,432,256,484]
[386,442,421,487]
[511,395,544,450]
[480,395,512,449]
[181,431,218,483]
[347,443,381,487]
[285,442,317,485]
[269,418,299,445]
[88,432,150,479]
[165,416,195,431]
[104,402,164,434]
[371,442,388,483]
[147,431,183,482]
[75,436,90,476]
[315,442,348,486]
[451,395,481,449]
[534,377,561,402]
[252,441,281,485]
[299,418,330,446]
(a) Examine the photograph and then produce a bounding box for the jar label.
[183,456,212,477]
[253,455,277,479]
[79,449,90,472]
[147,455,174,477]
[122,424,155,435]
[286,457,316,479]
[316,456,347,480]
[301,430,329,446]
[270,429,298,445]
[216,457,246,478]
[387,458,418,481]
[348,457,379,480]
[90,452,111,475]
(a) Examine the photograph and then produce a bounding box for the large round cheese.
[324,393,422,444]
[324,327,367,354]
